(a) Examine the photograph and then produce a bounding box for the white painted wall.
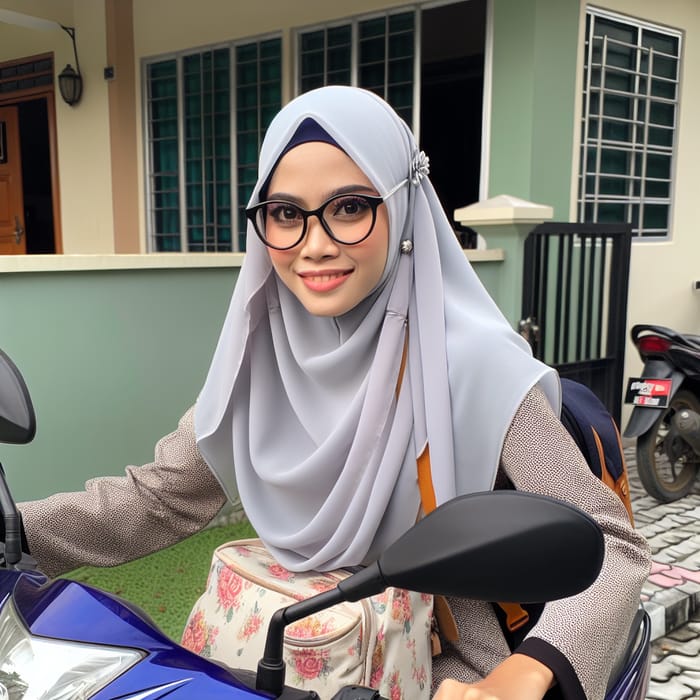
[0,0,115,253]
[590,1,700,425]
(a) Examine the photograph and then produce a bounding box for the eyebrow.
[265,184,378,206]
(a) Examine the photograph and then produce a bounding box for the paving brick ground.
[625,445,700,700]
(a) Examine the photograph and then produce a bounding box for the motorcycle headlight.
[0,597,144,699]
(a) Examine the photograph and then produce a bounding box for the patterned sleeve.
[19,406,231,578]
[501,384,651,700]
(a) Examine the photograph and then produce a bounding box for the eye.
[328,195,371,220]
[267,202,303,227]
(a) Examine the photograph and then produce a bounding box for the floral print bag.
[182,538,433,699]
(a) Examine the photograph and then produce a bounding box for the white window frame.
[579,7,682,240]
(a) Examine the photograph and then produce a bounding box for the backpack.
[182,539,434,699]
[558,377,634,523]
[494,377,634,648]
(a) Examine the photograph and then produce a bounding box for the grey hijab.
[195,86,559,571]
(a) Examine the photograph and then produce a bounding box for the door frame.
[0,52,63,253]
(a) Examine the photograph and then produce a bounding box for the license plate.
[625,377,672,407]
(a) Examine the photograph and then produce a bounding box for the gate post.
[454,195,553,328]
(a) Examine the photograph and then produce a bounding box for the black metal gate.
[521,222,632,424]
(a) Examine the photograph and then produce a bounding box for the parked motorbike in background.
[624,324,700,502]
[0,347,650,699]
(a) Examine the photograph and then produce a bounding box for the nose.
[300,213,339,259]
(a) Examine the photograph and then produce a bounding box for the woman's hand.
[433,653,554,700]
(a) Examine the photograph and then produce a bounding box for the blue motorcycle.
[0,348,650,699]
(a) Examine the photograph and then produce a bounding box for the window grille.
[0,55,53,95]
[144,38,281,252]
[298,10,416,131]
[579,9,681,238]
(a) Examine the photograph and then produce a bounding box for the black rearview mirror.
[256,490,605,695]
[0,349,36,445]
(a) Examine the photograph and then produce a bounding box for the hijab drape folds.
[195,86,559,571]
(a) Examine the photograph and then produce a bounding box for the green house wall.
[489,0,581,217]
[2,267,238,501]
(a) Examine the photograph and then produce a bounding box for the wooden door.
[0,106,26,254]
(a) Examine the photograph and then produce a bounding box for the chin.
[303,302,349,317]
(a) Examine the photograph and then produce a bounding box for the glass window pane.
[600,148,630,174]
[302,30,324,52]
[389,32,413,58]
[360,36,385,63]
[389,12,413,33]
[603,94,632,119]
[237,85,258,108]
[598,176,628,196]
[597,202,626,222]
[237,44,257,63]
[389,57,413,85]
[261,58,280,82]
[648,125,673,147]
[149,60,176,80]
[238,62,258,85]
[328,46,350,72]
[649,100,674,126]
[152,119,177,139]
[601,119,630,143]
[642,204,668,231]
[360,17,386,39]
[651,54,678,80]
[650,78,676,100]
[327,70,351,86]
[645,153,670,179]
[642,30,678,56]
[302,51,324,77]
[605,42,637,71]
[328,25,351,46]
[359,64,385,90]
[596,18,635,45]
[604,68,634,93]
[645,180,669,198]
[301,75,323,93]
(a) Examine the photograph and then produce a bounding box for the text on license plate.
[625,377,672,408]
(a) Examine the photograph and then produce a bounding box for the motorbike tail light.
[637,335,672,355]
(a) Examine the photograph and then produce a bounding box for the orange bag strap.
[417,444,530,634]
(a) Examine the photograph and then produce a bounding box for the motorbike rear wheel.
[637,389,700,502]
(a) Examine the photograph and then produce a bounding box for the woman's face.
[265,141,390,317]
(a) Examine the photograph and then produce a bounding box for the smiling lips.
[298,269,352,292]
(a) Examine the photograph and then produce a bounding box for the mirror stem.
[256,587,345,696]
[0,463,21,566]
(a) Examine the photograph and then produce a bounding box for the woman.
[19,86,649,700]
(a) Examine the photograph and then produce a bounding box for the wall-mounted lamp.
[58,25,82,106]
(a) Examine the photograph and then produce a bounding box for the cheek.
[367,213,390,280]
[268,249,294,277]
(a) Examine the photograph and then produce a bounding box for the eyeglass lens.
[255,193,378,249]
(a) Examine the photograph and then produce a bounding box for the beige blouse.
[19,385,650,700]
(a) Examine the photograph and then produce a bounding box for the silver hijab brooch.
[410,150,430,186]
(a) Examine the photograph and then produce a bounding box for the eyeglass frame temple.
[246,177,409,249]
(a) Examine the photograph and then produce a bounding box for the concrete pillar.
[454,194,553,327]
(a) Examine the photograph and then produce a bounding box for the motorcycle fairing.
[3,571,281,699]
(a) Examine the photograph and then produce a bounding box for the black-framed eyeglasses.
[246,178,408,250]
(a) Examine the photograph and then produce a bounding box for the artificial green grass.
[65,519,256,641]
